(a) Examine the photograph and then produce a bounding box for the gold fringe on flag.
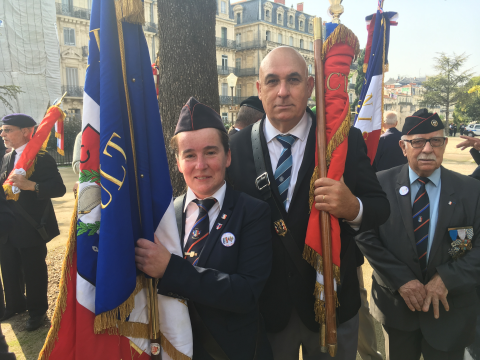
[38,196,79,360]
[115,0,145,25]
[302,245,341,284]
[93,275,146,335]
[160,331,193,360]
[313,282,340,324]
[322,24,360,61]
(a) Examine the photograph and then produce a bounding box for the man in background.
[373,111,407,172]
[228,96,265,137]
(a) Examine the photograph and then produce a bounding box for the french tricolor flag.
[354,7,398,163]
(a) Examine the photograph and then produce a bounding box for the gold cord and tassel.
[322,24,360,61]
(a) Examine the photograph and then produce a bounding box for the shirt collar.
[14,143,27,155]
[184,182,227,212]
[264,111,310,144]
[408,166,441,187]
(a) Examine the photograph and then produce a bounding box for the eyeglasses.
[403,137,446,149]
[1,128,20,134]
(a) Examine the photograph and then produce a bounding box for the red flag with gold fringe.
[303,23,359,324]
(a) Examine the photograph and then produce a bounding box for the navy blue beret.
[174,97,226,135]
[402,109,444,135]
[240,96,265,114]
[2,113,36,128]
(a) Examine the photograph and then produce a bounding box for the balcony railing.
[62,85,84,98]
[144,22,158,33]
[219,96,249,105]
[55,3,91,20]
[217,66,258,77]
[216,37,236,49]
[235,40,266,51]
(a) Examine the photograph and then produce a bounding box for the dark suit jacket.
[373,127,407,172]
[0,150,66,247]
[227,109,390,332]
[0,189,15,236]
[158,185,273,360]
[356,164,480,352]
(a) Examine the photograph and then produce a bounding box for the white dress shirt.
[183,182,226,247]
[14,143,27,166]
[264,112,363,229]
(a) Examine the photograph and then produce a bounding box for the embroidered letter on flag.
[354,7,398,163]
[303,23,359,325]
[38,0,193,359]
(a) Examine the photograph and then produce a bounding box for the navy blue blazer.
[158,185,273,360]
[373,127,407,172]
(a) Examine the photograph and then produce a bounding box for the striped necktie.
[274,134,297,209]
[413,177,430,275]
[184,198,217,266]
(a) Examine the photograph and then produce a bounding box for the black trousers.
[382,325,464,360]
[0,240,48,317]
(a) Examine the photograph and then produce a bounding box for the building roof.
[231,0,315,36]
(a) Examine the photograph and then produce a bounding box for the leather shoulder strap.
[251,121,311,280]
[173,195,185,239]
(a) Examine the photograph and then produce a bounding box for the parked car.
[465,123,480,137]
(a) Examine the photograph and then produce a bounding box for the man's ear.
[399,140,407,157]
[256,80,262,100]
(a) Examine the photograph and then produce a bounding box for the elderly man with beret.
[356,109,480,360]
[0,113,66,331]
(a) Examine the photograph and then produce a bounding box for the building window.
[278,34,282,44]
[236,33,241,46]
[308,64,312,75]
[222,55,228,69]
[150,2,154,23]
[64,27,75,45]
[289,36,293,46]
[300,21,303,29]
[66,67,78,87]
[309,22,313,33]
[266,30,271,41]
[221,83,228,96]
[151,36,156,63]
[236,13,241,24]
[289,15,293,26]
[278,14,282,23]
[300,39,304,49]
[62,0,73,12]
[266,10,270,18]
[349,93,353,103]
[221,1,226,14]
[236,58,241,69]
[236,84,241,98]
[309,41,313,50]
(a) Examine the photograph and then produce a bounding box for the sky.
[289,0,480,80]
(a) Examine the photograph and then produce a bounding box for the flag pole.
[313,17,337,357]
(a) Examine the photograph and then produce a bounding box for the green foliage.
[355,49,366,97]
[0,85,23,112]
[79,169,100,184]
[421,52,473,126]
[454,76,480,124]
[77,221,101,236]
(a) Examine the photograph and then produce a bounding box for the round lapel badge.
[221,232,235,247]
[399,186,409,196]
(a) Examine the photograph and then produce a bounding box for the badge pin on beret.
[399,186,409,196]
[221,232,235,247]
[431,119,438,127]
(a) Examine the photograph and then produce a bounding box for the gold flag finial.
[328,0,344,24]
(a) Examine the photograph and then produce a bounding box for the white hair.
[384,111,398,126]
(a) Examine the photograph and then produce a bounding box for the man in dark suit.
[0,185,17,359]
[373,111,407,172]
[228,96,265,137]
[0,113,66,331]
[356,109,480,360]
[227,47,390,359]
[135,97,273,360]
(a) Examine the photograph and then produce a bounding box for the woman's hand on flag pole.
[135,234,171,278]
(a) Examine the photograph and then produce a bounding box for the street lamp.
[227,72,238,127]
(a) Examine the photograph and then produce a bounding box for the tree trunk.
[157,0,220,197]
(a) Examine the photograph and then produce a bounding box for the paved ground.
[3,136,477,360]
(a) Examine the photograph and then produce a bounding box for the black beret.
[1,113,36,128]
[240,96,265,114]
[402,109,444,135]
[174,97,226,135]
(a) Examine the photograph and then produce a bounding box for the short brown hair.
[170,129,230,156]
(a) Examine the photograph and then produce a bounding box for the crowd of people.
[1,46,479,360]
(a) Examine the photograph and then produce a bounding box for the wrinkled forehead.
[261,50,307,77]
